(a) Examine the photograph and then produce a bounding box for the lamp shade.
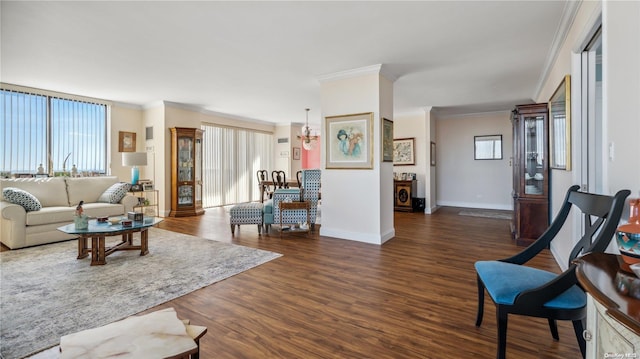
[122,152,147,185]
[122,152,147,167]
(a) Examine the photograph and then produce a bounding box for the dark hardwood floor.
[137,206,581,358]
[9,206,581,358]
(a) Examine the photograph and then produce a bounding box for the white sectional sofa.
[1,176,137,249]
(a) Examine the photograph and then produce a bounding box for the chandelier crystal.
[298,108,319,151]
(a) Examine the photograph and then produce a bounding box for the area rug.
[458,209,512,220]
[0,228,282,359]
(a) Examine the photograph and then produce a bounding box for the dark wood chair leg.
[496,308,508,359]
[548,318,559,340]
[572,319,586,359]
[476,276,485,327]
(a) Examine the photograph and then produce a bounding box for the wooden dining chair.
[271,170,287,189]
[256,170,272,200]
[474,185,630,359]
[296,170,302,188]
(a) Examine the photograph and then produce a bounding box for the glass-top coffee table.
[57,217,163,266]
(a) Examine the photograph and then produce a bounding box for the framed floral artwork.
[325,112,373,169]
[393,137,415,166]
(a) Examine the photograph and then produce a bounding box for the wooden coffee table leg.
[91,236,107,266]
[77,236,89,259]
[140,229,149,256]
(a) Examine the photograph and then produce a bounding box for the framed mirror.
[549,75,571,170]
[474,135,503,160]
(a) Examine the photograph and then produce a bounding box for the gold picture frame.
[118,131,136,152]
[325,112,374,169]
[382,118,394,162]
[549,75,571,170]
[393,137,415,166]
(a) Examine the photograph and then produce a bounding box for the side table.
[278,200,311,236]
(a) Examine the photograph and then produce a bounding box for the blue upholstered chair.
[263,169,320,232]
[475,185,629,359]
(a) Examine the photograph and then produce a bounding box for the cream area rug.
[0,228,282,359]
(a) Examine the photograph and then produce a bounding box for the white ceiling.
[1,1,570,126]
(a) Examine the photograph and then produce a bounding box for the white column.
[318,65,395,244]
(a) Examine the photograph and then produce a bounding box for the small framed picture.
[293,147,301,160]
[382,118,394,162]
[119,131,136,152]
[430,141,436,166]
[143,183,154,191]
[393,138,415,166]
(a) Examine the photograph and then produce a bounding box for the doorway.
[580,27,604,194]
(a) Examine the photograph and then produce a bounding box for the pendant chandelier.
[298,108,319,151]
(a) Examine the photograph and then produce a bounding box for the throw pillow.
[2,187,42,212]
[97,182,131,204]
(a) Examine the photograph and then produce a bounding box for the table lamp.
[122,152,147,185]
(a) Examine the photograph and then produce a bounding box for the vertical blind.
[201,123,273,207]
[0,89,107,176]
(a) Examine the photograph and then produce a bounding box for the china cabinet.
[169,127,204,217]
[511,104,549,246]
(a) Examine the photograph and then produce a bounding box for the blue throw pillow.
[2,187,42,212]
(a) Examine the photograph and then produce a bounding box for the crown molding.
[533,0,582,100]
[113,101,143,110]
[317,64,397,83]
[433,109,512,120]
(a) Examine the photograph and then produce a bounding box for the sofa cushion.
[0,177,69,207]
[66,177,120,206]
[97,182,131,204]
[25,206,76,226]
[2,187,42,212]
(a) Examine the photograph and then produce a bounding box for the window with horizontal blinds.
[201,123,273,207]
[1,89,107,177]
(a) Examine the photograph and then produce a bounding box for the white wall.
[435,111,513,210]
[604,1,640,198]
[535,1,640,268]
[427,108,437,213]
[274,125,292,175]
[393,113,428,199]
[110,105,144,181]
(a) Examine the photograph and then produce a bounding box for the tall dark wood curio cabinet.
[511,104,549,246]
[169,127,204,217]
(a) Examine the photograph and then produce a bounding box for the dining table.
[259,180,299,203]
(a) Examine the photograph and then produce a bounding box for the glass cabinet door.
[178,136,193,182]
[195,137,202,204]
[523,114,545,195]
[178,185,193,206]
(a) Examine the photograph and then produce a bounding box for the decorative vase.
[74,214,89,230]
[616,198,640,271]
